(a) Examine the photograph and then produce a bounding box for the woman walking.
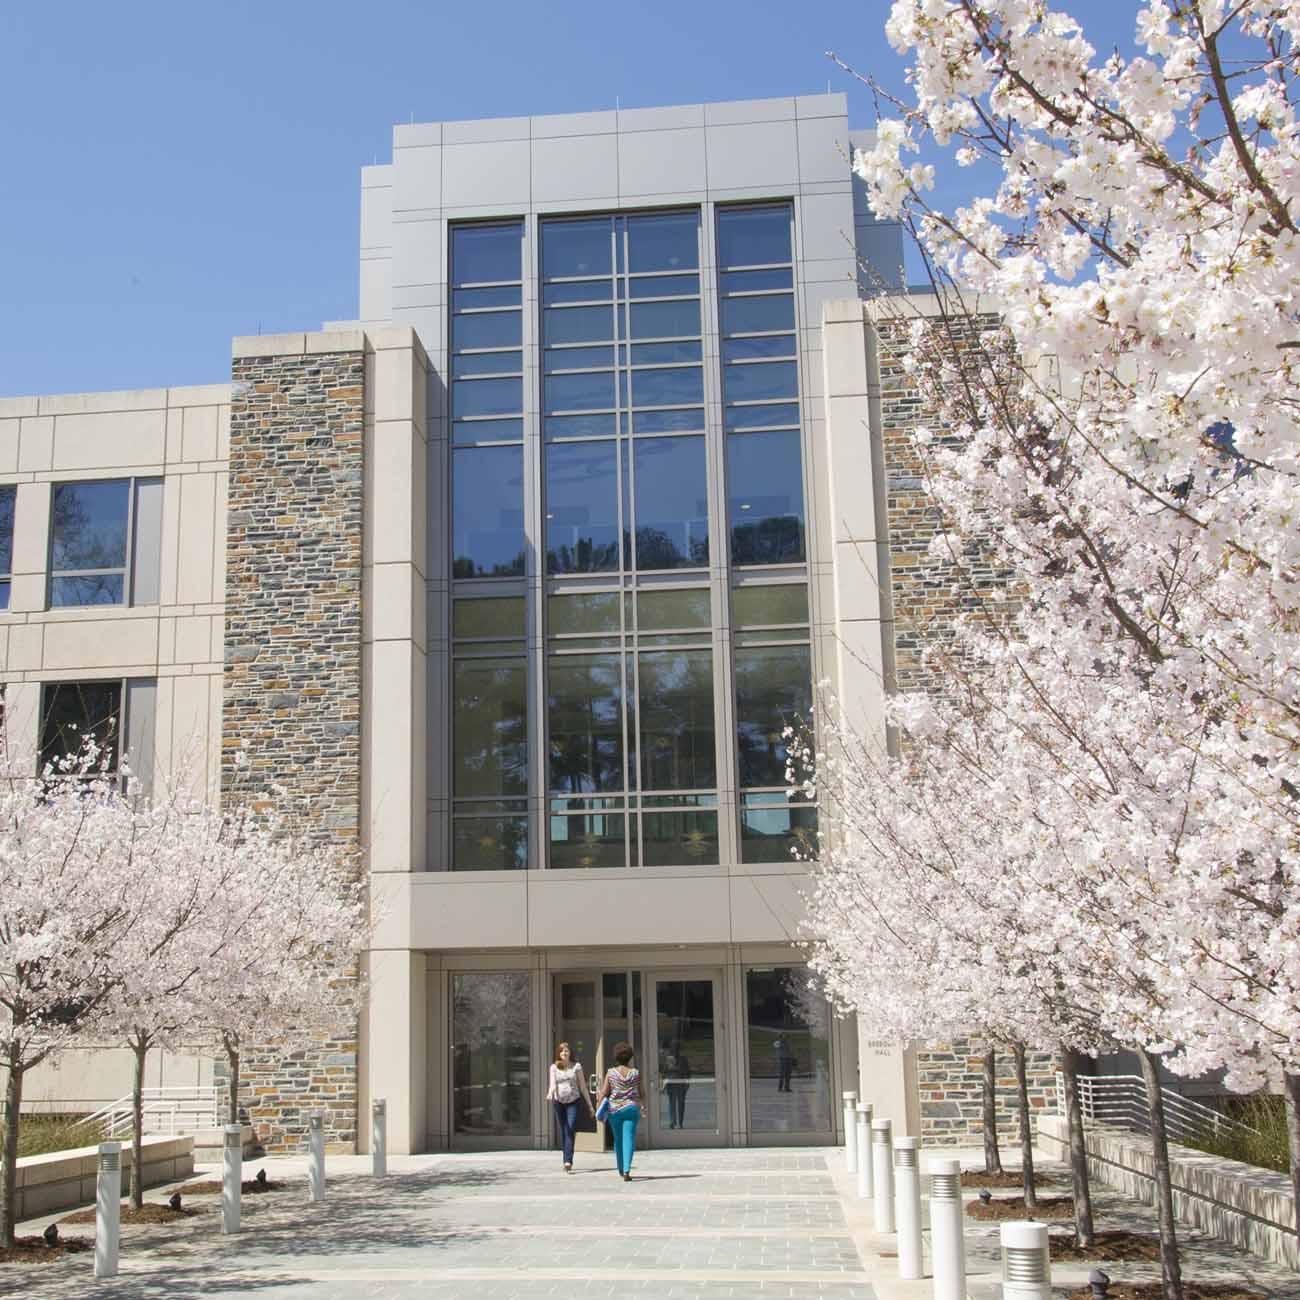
[547,1041,594,1172]
[596,1041,645,1181]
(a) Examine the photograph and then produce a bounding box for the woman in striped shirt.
[596,1040,645,1181]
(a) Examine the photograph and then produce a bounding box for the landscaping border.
[1037,1113,1298,1269]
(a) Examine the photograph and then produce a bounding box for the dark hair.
[613,1041,635,1066]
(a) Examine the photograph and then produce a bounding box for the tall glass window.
[542,212,707,575]
[547,586,718,868]
[733,583,817,862]
[746,967,833,1133]
[450,222,526,578]
[451,971,532,1138]
[49,478,162,607]
[0,484,14,610]
[717,205,805,566]
[451,597,529,869]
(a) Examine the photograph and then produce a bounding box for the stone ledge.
[14,1135,194,1220]
[1038,1113,1298,1269]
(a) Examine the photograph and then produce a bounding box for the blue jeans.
[608,1104,639,1175]
[553,1100,579,1165]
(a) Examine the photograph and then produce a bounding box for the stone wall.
[874,310,1054,1147]
[221,341,366,1153]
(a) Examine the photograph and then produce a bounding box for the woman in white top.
[547,1041,595,1171]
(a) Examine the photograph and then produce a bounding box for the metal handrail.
[1053,1072,1257,1144]
[75,1085,223,1138]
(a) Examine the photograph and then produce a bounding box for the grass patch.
[1180,1094,1290,1174]
[0,1114,102,1158]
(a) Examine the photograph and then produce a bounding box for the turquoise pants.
[608,1104,640,1174]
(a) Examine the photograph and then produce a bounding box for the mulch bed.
[0,1235,94,1263]
[1050,1229,1161,1262]
[1066,1285,1265,1300]
[966,1194,1075,1220]
[960,1168,1056,1189]
[61,1201,200,1226]
[176,1177,287,1195]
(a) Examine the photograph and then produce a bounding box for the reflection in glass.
[727,431,806,564]
[453,417,523,445]
[453,815,529,870]
[452,972,532,1136]
[629,273,699,298]
[734,644,812,786]
[549,592,620,635]
[547,653,624,794]
[732,584,808,628]
[542,218,613,279]
[627,211,698,273]
[746,967,832,1133]
[50,575,125,606]
[632,408,705,435]
[549,812,628,869]
[452,445,525,578]
[544,304,615,346]
[631,366,704,408]
[455,311,523,350]
[641,810,719,866]
[452,659,528,796]
[717,206,794,267]
[632,340,702,365]
[453,351,523,378]
[454,597,527,639]
[633,438,708,570]
[546,441,621,573]
[451,223,522,284]
[452,376,523,419]
[720,294,797,335]
[50,480,130,597]
[638,588,710,630]
[39,680,123,775]
[723,361,798,403]
[723,334,796,361]
[545,370,616,413]
[654,979,718,1133]
[740,800,819,863]
[452,284,521,310]
[637,649,715,791]
[726,402,801,431]
[630,298,700,339]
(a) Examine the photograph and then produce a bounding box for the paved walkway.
[5,1148,875,1300]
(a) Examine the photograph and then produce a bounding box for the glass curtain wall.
[445,202,816,871]
[745,967,833,1133]
[451,972,532,1137]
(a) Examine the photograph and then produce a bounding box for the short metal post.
[94,1142,121,1279]
[842,1090,858,1173]
[308,1111,326,1202]
[222,1123,242,1234]
[371,1098,387,1178]
[871,1118,894,1232]
[928,1156,967,1300]
[1001,1220,1051,1300]
[855,1102,873,1199]
[894,1136,923,1279]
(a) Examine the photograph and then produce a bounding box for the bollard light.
[928,1156,967,1300]
[842,1091,859,1174]
[894,1136,923,1280]
[1088,1268,1111,1299]
[308,1111,326,1203]
[222,1123,242,1234]
[371,1098,388,1178]
[1001,1221,1051,1300]
[855,1102,873,1199]
[871,1118,895,1233]
[94,1142,122,1279]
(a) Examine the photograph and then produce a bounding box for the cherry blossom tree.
[809,5,1300,1285]
[0,733,144,1247]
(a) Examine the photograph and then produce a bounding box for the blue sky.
[0,1,1140,397]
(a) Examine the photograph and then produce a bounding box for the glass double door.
[552,969,725,1150]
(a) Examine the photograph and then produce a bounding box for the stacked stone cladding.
[875,311,1056,1146]
[220,345,365,1154]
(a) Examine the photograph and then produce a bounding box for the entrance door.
[553,976,603,1153]
[645,972,726,1147]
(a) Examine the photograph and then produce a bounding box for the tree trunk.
[1136,1045,1184,1300]
[130,1035,149,1211]
[1,1057,23,1249]
[982,1045,1003,1174]
[1059,1045,1095,1248]
[1281,1072,1300,1246]
[223,1032,240,1127]
[1012,1041,1037,1212]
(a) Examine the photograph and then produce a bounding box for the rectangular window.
[0,484,14,610]
[541,211,708,577]
[733,584,817,863]
[450,221,526,580]
[717,205,805,566]
[451,972,532,1138]
[40,680,123,776]
[746,967,833,1133]
[452,597,528,870]
[48,478,162,607]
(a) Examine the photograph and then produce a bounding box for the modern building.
[2,94,1053,1155]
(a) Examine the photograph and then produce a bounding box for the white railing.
[75,1085,224,1139]
[1053,1072,1257,1145]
